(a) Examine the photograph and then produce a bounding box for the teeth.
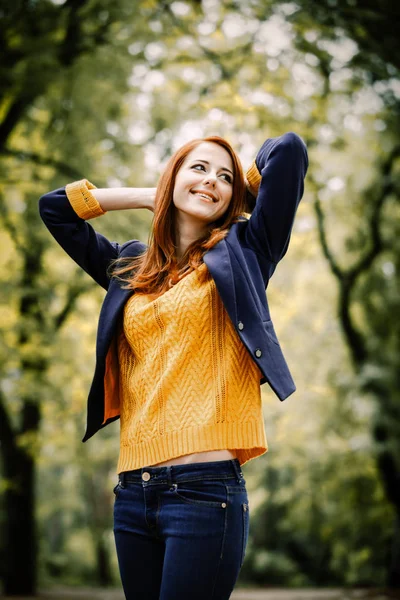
[193,192,215,202]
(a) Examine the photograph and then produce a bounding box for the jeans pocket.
[172,480,227,509]
[113,482,121,499]
[226,480,247,494]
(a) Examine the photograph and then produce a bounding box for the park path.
[3,587,397,600]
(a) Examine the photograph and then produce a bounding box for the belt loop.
[166,466,172,488]
[119,472,126,488]
[232,459,243,484]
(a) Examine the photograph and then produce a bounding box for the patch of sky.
[373,119,386,132]
[115,165,131,180]
[329,68,353,92]
[176,36,195,51]
[352,88,384,115]
[276,2,299,16]
[276,99,291,117]
[267,58,279,71]
[181,67,207,85]
[374,78,400,100]
[381,262,395,277]
[197,21,216,36]
[304,30,318,43]
[144,143,165,176]
[149,21,163,33]
[319,124,336,143]
[295,215,315,233]
[201,0,221,22]
[348,434,370,452]
[343,114,363,133]
[250,90,274,106]
[128,64,148,87]
[293,102,312,121]
[127,122,152,144]
[173,121,206,149]
[327,177,345,192]
[207,108,224,121]
[291,62,322,99]
[141,71,166,93]
[170,1,191,17]
[128,42,144,56]
[99,139,114,151]
[305,53,320,67]
[256,15,293,57]
[237,132,257,169]
[317,37,358,66]
[144,42,166,62]
[221,13,248,38]
[185,90,201,106]
[136,93,152,110]
[155,129,172,145]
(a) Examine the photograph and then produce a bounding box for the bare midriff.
[149,449,237,467]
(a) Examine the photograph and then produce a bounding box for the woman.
[39,131,308,599]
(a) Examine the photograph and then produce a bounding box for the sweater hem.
[117,419,268,472]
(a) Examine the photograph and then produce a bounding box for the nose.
[202,172,217,187]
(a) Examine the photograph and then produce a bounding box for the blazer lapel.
[97,282,132,353]
[96,241,146,354]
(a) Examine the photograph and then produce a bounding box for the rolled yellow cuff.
[65,179,106,220]
[246,160,261,198]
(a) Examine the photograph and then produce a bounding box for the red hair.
[108,136,247,298]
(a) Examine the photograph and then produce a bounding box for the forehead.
[184,142,233,170]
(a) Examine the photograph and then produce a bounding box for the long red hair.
[108,136,247,298]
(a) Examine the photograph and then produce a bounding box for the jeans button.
[142,472,151,481]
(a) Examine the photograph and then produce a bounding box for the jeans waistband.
[118,458,244,487]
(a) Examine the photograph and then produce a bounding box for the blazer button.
[255,348,262,358]
[238,321,244,331]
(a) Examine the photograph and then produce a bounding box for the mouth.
[191,190,218,203]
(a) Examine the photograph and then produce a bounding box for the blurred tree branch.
[0,149,84,180]
[312,144,400,366]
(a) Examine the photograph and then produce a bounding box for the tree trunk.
[388,517,400,587]
[4,449,37,595]
[96,536,112,586]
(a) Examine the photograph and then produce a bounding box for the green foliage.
[1,0,399,590]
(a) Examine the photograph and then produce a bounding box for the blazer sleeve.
[244,132,308,265]
[39,179,125,291]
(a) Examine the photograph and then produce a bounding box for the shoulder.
[120,239,148,257]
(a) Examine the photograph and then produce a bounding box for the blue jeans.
[113,458,250,599]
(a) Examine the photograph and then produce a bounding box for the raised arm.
[244,132,308,265]
[39,179,154,290]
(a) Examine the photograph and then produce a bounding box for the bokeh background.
[1,0,399,596]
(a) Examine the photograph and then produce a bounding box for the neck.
[175,214,209,261]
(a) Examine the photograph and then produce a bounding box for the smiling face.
[172,141,234,227]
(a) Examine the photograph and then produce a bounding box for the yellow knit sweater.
[117,262,268,472]
[65,179,268,471]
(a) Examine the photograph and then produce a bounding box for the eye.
[191,163,232,183]
[221,173,232,183]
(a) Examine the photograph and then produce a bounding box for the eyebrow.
[189,159,233,176]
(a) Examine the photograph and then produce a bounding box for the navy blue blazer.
[39,132,308,442]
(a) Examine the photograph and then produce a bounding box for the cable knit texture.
[117,262,268,472]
